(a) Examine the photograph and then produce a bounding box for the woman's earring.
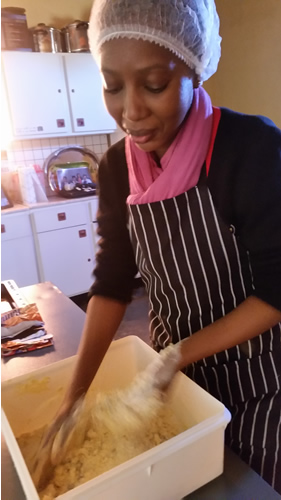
[194,77,203,89]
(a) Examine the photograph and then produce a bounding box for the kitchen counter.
[2,193,98,215]
[1,202,29,214]
[26,193,98,209]
[1,282,281,500]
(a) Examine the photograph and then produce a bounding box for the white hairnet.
[88,0,222,82]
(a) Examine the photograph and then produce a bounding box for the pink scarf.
[126,87,213,205]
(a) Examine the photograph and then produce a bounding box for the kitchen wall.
[1,1,126,186]
[0,133,110,203]
[1,0,93,29]
[1,134,109,174]
[204,0,281,127]
[2,0,280,127]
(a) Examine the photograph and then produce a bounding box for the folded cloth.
[1,320,44,339]
[1,303,53,357]
[1,325,45,342]
[1,333,54,357]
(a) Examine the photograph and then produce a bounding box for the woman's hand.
[144,343,182,392]
[32,396,85,489]
[143,297,281,393]
[32,295,127,490]
[50,396,86,465]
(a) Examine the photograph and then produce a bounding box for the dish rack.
[43,145,100,197]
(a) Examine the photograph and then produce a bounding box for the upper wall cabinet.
[64,53,115,134]
[2,52,116,139]
[2,52,71,138]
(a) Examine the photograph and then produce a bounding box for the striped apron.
[128,168,281,492]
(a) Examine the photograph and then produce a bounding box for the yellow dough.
[17,386,186,500]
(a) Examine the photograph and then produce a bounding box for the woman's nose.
[122,87,148,122]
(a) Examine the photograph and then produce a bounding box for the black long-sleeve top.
[89,107,281,312]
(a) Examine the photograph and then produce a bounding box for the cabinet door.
[1,212,39,286]
[2,52,71,138]
[64,53,116,134]
[36,225,95,296]
[1,237,39,287]
[89,199,98,222]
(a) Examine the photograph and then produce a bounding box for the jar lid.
[64,20,89,29]
[32,23,61,33]
[1,7,26,15]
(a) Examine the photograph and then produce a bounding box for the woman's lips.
[127,129,155,145]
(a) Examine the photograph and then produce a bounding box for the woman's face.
[100,39,196,158]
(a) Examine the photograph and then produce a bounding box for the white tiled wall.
[1,129,126,204]
[1,133,109,174]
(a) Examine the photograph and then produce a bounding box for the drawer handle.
[79,229,87,238]
[57,212,66,221]
[1,224,6,233]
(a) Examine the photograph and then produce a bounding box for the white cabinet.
[32,201,95,296]
[2,52,116,139]
[64,53,116,134]
[2,52,72,137]
[36,226,94,297]
[89,198,98,222]
[1,199,98,296]
[89,199,99,260]
[1,211,39,287]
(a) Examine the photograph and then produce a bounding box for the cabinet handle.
[79,229,87,238]
[57,212,66,221]
[1,224,6,233]
[56,119,65,128]
[71,89,75,93]
[76,118,85,127]
[58,89,62,93]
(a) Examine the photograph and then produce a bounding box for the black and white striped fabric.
[128,176,281,491]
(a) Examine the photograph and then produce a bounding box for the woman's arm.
[178,296,281,370]
[32,295,127,487]
[61,295,127,408]
[66,141,135,405]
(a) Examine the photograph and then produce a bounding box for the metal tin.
[32,23,63,53]
[63,20,89,53]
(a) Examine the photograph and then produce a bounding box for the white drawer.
[1,212,32,241]
[89,198,99,221]
[32,202,89,233]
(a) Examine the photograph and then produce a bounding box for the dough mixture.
[17,384,187,500]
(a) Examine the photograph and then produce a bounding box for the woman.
[43,0,281,492]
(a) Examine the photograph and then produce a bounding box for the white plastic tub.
[2,335,231,500]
